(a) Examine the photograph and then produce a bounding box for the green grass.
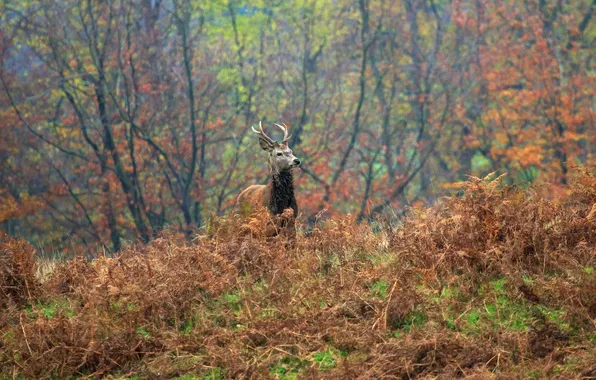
[526,370,543,379]
[312,349,338,370]
[400,311,426,332]
[136,327,151,338]
[25,298,75,319]
[369,280,389,299]
[199,368,225,380]
[429,278,573,334]
[270,356,308,379]
[172,368,225,380]
[221,292,242,308]
[180,315,199,335]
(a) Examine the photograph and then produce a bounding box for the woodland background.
[1,0,595,252]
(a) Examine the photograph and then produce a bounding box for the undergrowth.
[1,171,595,379]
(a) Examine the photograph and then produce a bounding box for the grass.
[171,368,225,380]
[1,170,596,378]
[270,356,307,378]
[24,298,75,319]
[369,280,390,299]
[312,349,338,370]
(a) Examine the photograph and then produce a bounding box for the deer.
[236,121,301,225]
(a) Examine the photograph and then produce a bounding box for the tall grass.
[1,171,595,379]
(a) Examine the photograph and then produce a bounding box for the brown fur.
[237,184,270,210]
[236,172,297,218]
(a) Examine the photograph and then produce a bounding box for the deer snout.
[293,158,301,166]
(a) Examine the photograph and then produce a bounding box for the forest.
[1,0,594,252]
[1,0,596,378]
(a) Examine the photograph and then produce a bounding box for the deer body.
[237,122,300,219]
[238,172,297,216]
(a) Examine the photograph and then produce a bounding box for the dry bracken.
[1,169,595,379]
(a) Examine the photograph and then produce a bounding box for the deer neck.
[268,171,295,215]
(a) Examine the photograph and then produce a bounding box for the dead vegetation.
[1,170,595,379]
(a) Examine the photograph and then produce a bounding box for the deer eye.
[277,152,283,156]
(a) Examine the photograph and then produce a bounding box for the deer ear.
[259,138,274,152]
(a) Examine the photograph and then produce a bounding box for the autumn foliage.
[1,0,595,252]
[1,170,595,378]
[0,232,40,308]
[1,1,595,376]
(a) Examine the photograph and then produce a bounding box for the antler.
[251,121,275,146]
[273,122,292,145]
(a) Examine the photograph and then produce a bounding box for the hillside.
[1,172,595,379]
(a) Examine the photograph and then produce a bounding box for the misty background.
[1,0,594,252]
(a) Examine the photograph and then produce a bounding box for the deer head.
[251,121,301,175]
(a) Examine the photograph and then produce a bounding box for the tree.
[1,0,594,250]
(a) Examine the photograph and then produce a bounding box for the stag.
[237,122,301,220]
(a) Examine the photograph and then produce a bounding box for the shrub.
[1,169,595,378]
